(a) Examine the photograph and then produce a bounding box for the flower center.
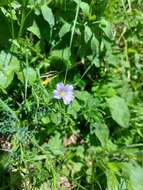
[59,90,65,97]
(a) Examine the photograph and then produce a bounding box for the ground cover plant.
[0,0,143,189]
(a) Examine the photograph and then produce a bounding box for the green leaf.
[84,25,92,43]
[41,5,55,27]
[99,18,113,40]
[41,116,50,124]
[67,99,81,119]
[87,55,100,67]
[27,20,41,39]
[94,123,109,147]
[106,171,119,190]
[24,67,37,85]
[122,163,143,190]
[107,96,130,128]
[59,23,71,38]
[75,90,91,102]
[80,2,90,16]
[0,71,9,89]
[0,51,20,89]
[49,47,71,65]
[91,35,99,54]
[0,98,18,121]
[71,162,82,174]
[0,0,12,6]
[47,133,64,155]
[0,51,20,72]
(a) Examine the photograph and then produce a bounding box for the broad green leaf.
[107,96,130,128]
[59,23,71,38]
[24,67,37,85]
[99,18,113,40]
[84,25,92,43]
[0,51,20,89]
[0,71,8,89]
[0,50,12,69]
[41,5,55,27]
[94,123,109,147]
[17,67,37,85]
[122,163,143,190]
[0,51,20,72]
[80,2,90,16]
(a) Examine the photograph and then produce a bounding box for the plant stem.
[64,1,80,84]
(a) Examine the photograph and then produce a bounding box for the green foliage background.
[0,0,143,189]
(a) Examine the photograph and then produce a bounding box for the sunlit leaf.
[27,20,41,39]
[106,171,119,190]
[59,23,71,38]
[107,96,130,128]
[84,25,92,43]
[41,5,55,27]
[80,2,90,16]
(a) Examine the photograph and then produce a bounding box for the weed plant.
[0,0,143,189]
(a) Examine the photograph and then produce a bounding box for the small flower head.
[53,82,74,105]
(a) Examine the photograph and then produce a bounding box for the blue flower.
[53,82,74,105]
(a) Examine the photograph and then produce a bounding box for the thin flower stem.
[69,1,80,49]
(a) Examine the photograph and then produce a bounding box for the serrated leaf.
[107,96,130,128]
[47,133,64,155]
[41,5,55,27]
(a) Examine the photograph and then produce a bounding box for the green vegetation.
[0,0,143,189]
